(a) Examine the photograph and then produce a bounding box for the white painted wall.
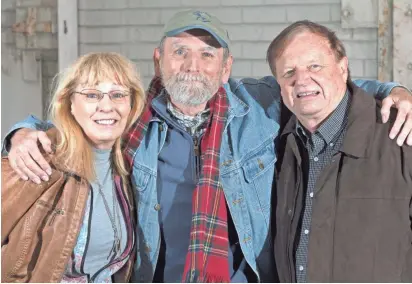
[78,0,379,87]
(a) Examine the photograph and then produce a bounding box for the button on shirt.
[153,96,251,282]
[153,98,210,283]
[294,91,351,283]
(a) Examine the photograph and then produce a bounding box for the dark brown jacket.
[274,83,412,282]
[1,129,136,283]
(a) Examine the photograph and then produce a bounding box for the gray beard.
[161,72,222,106]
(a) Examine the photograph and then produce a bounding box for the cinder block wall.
[2,0,58,114]
[78,0,379,87]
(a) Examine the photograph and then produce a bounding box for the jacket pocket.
[241,142,276,183]
[36,200,65,226]
[132,164,151,192]
[3,201,55,281]
[240,141,276,226]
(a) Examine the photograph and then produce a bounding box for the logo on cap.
[193,11,211,22]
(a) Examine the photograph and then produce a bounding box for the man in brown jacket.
[267,21,412,282]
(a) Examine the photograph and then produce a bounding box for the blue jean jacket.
[2,77,398,282]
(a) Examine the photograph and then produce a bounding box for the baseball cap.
[163,9,231,50]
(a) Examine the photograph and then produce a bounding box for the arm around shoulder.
[2,115,55,155]
[352,79,406,100]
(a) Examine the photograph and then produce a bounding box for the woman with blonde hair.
[2,52,146,282]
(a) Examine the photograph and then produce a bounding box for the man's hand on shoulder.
[9,128,53,184]
[381,87,412,146]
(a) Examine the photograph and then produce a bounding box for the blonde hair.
[48,52,146,182]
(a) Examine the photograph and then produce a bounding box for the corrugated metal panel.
[341,0,379,28]
[393,0,412,89]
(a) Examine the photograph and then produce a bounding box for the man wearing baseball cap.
[133,11,412,282]
[4,9,412,283]
[164,10,231,49]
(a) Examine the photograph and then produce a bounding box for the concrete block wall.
[2,1,17,48]
[1,0,58,116]
[77,0,378,87]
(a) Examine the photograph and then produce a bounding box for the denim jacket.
[2,77,398,282]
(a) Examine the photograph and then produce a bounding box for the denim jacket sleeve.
[352,79,404,100]
[235,77,404,119]
[239,77,402,102]
[1,115,54,155]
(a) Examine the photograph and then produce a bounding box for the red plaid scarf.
[123,77,230,282]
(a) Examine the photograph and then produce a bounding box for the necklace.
[96,167,123,260]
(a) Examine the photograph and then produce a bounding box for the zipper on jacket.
[193,136,201,180]
[286,170,301,282]
[48,208,65,226]
[36,200,65,226]
[58,173,89,282]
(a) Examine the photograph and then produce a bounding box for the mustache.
[174,72,208,83]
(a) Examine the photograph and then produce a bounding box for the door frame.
[58,0,78,71]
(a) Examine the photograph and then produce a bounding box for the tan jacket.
[1,129,135,283]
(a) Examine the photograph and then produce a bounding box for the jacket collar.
[224,79,250,118]
[281,111,298,137]
[281,82,378,158]
[340,82,377,158]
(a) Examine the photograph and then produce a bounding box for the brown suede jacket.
[274,83,412,282]
[1,129,136,282]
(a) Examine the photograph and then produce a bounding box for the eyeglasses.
[73,89,130,104]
